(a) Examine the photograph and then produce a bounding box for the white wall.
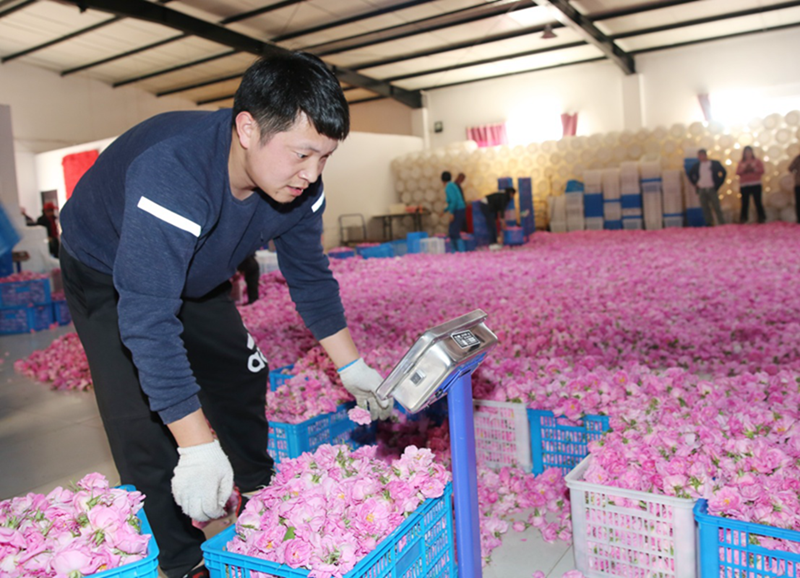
[638,27,800,128]
[425,60,626,149]
[418,28,800,148]
[33,131,423,251]
[349,99,414,136]
[322,132,423,248]
[0,60,210,217]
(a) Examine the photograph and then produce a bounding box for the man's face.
[238,112,338,204]
[698,151,708,162]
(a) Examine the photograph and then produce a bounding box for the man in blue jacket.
[687,148,727,226]
[59,52,390,578]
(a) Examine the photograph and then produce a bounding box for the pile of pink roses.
[227,444,449,578]
[583,369,800,550]
[0,473,150,578]
[374,415,572,565]
[0,271,48,283]
[14,333,92,392]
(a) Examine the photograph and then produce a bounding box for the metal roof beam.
[307,0,535,56]
[0,0,36,19]
[2,15,122,63]
[59,0,301,76]
[58,0,422,108]
[532,0,635,74]
[612,0,800,39]
[272,0,441,43]
[588,0,702,22]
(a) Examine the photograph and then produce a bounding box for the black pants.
[796,186,800,223]
[479,203,499,243]
[740,184,766,224]
[60,249,273,578]
[236,254,260,304]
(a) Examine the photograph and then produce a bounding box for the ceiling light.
[542,23,557,39]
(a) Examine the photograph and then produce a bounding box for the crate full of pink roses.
[565,456,697,578]
[695,499,800,578]
[528,409,610,475]
[0,474,159,578]
[202,444,455,578]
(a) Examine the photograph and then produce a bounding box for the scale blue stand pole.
[448,370,483,578]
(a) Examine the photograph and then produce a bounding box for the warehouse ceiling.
[1,0,799,109]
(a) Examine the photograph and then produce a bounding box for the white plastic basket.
[473,400,532,471]
[565,457,697,578]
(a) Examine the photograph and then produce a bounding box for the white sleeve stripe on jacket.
[137,196,201,237]
[312,190,325,213]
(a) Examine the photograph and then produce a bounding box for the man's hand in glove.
[338,358,392,421]
[171,439,234,522]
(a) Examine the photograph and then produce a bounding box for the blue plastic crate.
[0,278,51,307]
[0,304,54,335]
[620,194,643,209]
[406,231,428,254]
[0,252,12,278]
[397,397,448,424]
[527,409,609,475]
[0,203,20,258]
[357,243,393,259]
[695,499,800,578]
[604,220,623,230]
[202,483,455,578]
[503,227,524,246]
[456,235,476,252]
[583,193,604,218]
[268,403,374,464]
[89,485,159,578]
[52,300,72,325]
[328,248,355,259]
[565,180,584,193]
[269,364,295,391]
[391,239,408,257]
[686,207,706,227]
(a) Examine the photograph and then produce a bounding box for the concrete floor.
[0,326,577,577]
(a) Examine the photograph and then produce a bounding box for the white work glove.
[171,439,234,522]
[338,358,393,421]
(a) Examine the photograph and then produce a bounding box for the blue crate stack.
[0,278,53,335]
[686,207,707,227]
[619,162,642,230]
[662,169,685,227]
[498,177,517,227]
[517,177,535,237]
[406,231,429,253]
[470,200,492,246]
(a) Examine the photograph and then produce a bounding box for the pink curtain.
[698,94,712,122]
[561,113,578,137]
[466,123,508,148]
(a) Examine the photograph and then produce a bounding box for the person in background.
[735,146,766,224]
[442,171,466,252]
[480,187,515,247]
[790,153,800,223]
[21,207,35,226]
[236,254,260,305]
[454,172,469,233]
[58,52,391,578]
[36,202,60,257]
[687,148,726,226]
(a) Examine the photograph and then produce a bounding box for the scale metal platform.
[377,309,498,578]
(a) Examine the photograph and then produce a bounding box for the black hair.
[742,145,755,159]
[505,187,516,195]
[441,171,452,182]
[232,52,349,142]
[698,148,708,156]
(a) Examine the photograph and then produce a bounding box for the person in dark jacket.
[687,148,726,226]
[479,187,515,245]
[36,202,60,257]
[58,52,390,578]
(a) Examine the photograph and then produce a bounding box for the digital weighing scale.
[376,309,498,578]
